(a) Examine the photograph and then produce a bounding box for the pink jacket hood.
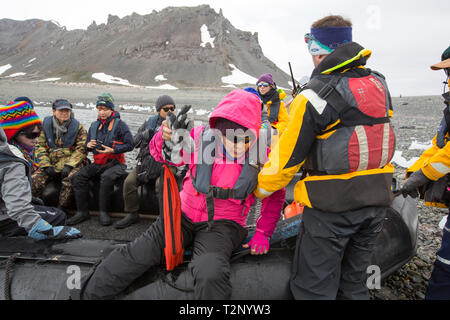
[209,89,261,138]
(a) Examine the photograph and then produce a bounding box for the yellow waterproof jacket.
[406,134,450,208]
[265,90,289,136]
[407,134,450,181]
[255,42,395,213]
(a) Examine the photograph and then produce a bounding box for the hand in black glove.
[163,105,194,162]
[399,169,431,198]
[60,165,73,179]
[44,166,58,179]
[166,105,192,135]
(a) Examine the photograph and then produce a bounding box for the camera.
[95,139,105,151]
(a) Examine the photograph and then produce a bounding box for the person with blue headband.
[254,15,396,299]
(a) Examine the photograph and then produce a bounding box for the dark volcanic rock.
[0,5,291,87]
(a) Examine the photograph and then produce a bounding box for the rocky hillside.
[0,5,291,88]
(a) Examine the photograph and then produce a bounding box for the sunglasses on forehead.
[257,82,270,88]
[20,130,41,139]
[162,106,176,112]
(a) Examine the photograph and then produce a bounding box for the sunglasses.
[257,82,270,88]
[20,131,41,139]
[226,135,251,144]
[162,106,176,112]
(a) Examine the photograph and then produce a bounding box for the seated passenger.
[0,101,81,240]
[32,99,88,210]
[71,89,285,300]
[116,95,176,229]
[256,73,289,136]
[68,93,133,226]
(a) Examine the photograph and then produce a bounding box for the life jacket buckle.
[209,185,233,200]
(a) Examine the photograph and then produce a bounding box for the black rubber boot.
[114,212,140,229]
[67,190,90,225]
[98,188,112,226]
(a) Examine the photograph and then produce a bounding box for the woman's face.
[257,82,272,96]
[52,108,71,123]
[15,125,41,149]
[158,104,176,119]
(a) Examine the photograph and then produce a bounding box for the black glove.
[399,169,431,198]
[31,197,45,206]
[166,105,192,135]
[60,165,73,179]
[163,105,194,162]
[44,166,58,179]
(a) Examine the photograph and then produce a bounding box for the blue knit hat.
[244,87,261,99]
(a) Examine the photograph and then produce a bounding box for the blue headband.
[310,26,352,50]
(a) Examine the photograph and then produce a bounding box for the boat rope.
[0,253,20,300]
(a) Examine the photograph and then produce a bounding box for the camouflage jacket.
[36,119,88,171]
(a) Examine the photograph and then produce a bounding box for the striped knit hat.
[0,101,41,141]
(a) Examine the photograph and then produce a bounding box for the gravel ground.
[1,80,448,300]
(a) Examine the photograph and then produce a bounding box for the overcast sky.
[2,0,449,97]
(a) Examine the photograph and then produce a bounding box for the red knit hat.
[0,101,42,141]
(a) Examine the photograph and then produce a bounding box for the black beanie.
[156,95,176,111]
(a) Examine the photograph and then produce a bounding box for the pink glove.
[243,231,270,255]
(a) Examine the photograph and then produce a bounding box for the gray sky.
[2,0,449,96]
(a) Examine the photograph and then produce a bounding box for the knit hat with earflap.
[156,95,176,112]
[0,101,41,142]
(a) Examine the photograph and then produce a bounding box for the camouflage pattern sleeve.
[66,123,88,168]
[35,130,52,168]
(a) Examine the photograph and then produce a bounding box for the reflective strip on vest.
[430,162,450,176]
[301,89,327,114]
[380,122,391,167]
[355,125,369,171]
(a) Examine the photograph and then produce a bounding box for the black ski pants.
[71,162,127,210]
[78,214,247,300]
[290,206,386,300]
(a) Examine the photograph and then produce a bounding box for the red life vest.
[304,71,395,175]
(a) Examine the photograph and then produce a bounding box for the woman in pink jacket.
[74,90,285,300]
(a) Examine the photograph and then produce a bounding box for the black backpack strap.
[305,76,349,114]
